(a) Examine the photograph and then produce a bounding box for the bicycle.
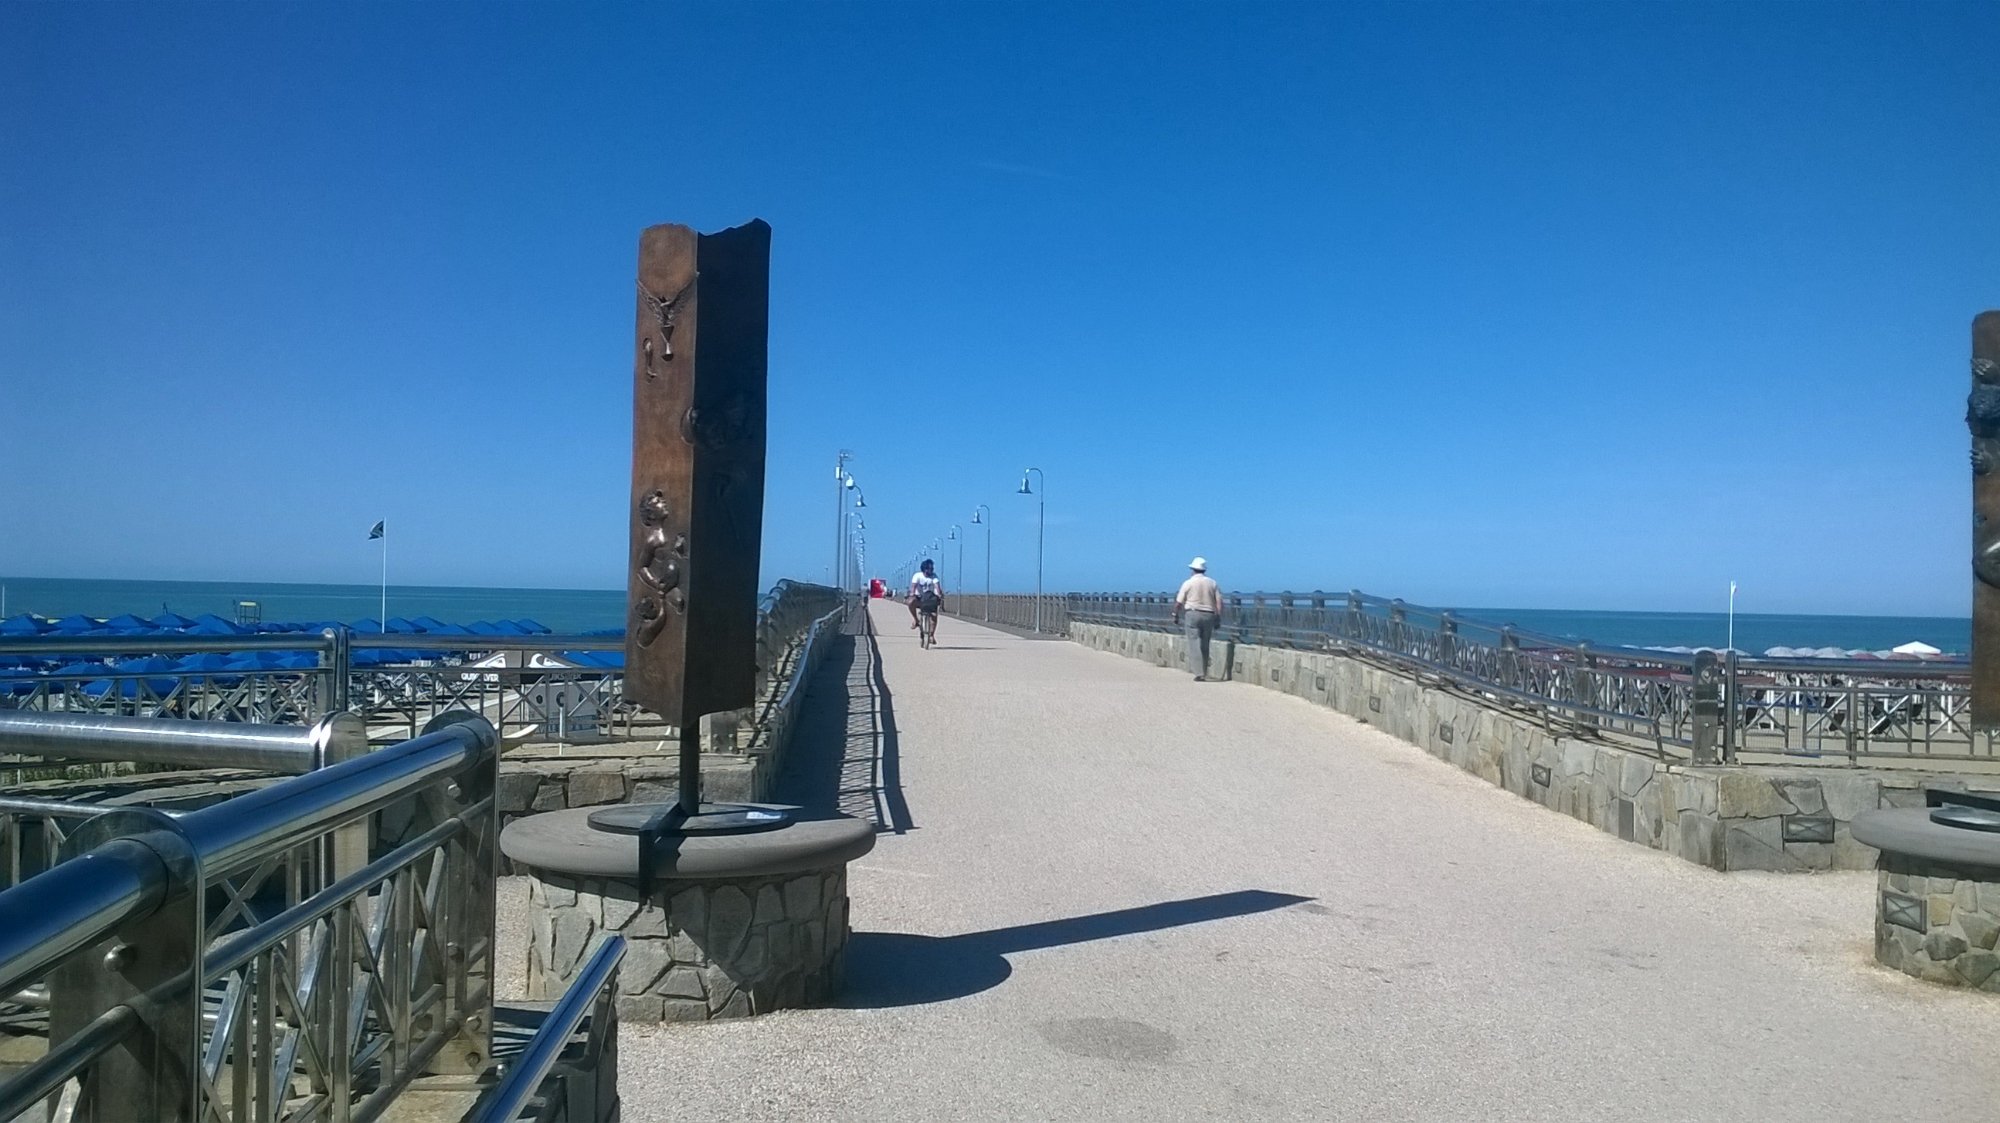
[918,601,940,649]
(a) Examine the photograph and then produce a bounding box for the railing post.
[1439,612,1457,666]
[1278,593,1296,649]
[1500,626,1520,689]
[319,626,351,716]
[1345,590,1362,648]
[48,809,201,1123]
[1574,642,1599,730]
[1691,649,1721,765]
[421,711,498,1077]
[1722,648,1739,763]
[1232,595,1247,642]
[1389,599,1407,653]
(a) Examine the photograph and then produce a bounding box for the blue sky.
[2,2,1994,615]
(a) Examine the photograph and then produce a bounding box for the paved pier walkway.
[605,602,2000,1119]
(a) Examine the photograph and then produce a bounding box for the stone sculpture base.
[1854,804,2000,990]
[502,805,875,1022]
[526,864,850,1022]
[1874,852,2000,990]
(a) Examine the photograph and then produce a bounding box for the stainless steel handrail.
[0,836,173,999]
[180,719,491,877]
[466,935,626,1123]
[0,711,366,773]
[0,633,340,657]
[767,604,846,722]
[349,633,619,651]
[0,717,496,1001]
[0,1004,139,1123]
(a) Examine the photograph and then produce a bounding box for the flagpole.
[380,524,388,633]
[1727,581,1737,653]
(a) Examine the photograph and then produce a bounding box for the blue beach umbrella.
[151,611,196,629]
[510,619,552,635]
[466,622,503,636]
[192,614,245,634]
[1,615,48,635]
[349,618,383,634]
[54,614,98,632]
[385,618,420,634]
[104,614,151,630]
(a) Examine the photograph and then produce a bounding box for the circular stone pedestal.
[501,805,875,1022]
[1853,808,2000,990]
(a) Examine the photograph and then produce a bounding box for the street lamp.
[971,504,992,620]
[834,451,852,589]
[1019,467,1045,632]
[949,525,962,595]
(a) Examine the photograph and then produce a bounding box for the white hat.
[1188,556,1207,571]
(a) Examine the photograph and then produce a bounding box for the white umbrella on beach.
[1891,641,1942,656]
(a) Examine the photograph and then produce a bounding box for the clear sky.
[2,2,1994,616]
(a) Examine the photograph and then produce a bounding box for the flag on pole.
[368,521,385,540]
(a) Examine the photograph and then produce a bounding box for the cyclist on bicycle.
[908,559,945,635]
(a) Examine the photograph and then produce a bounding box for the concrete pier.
[500,601,2000,1119]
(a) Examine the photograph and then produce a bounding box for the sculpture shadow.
[837,889,1312,1009]
[772,605,914,834]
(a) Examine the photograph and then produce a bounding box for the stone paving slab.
[500,601,2000,1120]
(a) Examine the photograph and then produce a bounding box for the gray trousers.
[1184,610,1218,677]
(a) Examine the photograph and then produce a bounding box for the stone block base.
[1876,852,2000,989]
[527,866,850,1022]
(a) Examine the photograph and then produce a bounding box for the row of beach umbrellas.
[0,612,554,638]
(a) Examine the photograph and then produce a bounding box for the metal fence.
[941,595,1071,635]
[0,711,509,1122]
[1055,590,1990,765]
[0,581,844,748]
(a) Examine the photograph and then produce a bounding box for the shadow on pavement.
[772,604,914,834]
[839,889,1313,1008]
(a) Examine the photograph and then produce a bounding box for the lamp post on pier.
[834,451,852,589]
[1018,467,1045,632]
[949,525,962,593]
[971,504,992,620]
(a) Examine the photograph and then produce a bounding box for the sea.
[0,577,1973,656]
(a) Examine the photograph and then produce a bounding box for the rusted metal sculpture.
[1969,311,2000,728]
[626,221,771,812]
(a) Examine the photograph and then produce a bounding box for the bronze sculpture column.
[1970,312,2000,728]
[626,221,771,815]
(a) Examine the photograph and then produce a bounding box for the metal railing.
[0,713,370,893]
[0,581,844,748]
[943,594,1071,635]
[466,936,623,1123]
[1061,590,1993,765]
[0,710,503,1122]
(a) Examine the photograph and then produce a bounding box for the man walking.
[1172,556,1223,681]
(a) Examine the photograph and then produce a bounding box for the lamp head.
[1017,476,1033,495]
[971,510,983,524]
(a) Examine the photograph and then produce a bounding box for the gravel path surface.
[504,600,2000,1120]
